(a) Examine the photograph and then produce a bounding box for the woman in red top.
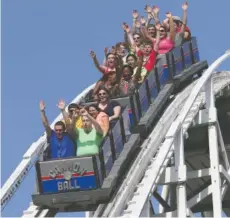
[90,51,118,75]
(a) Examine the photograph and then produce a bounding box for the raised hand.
[135,20,141,29]
[90,50,96,59]
[155,23,161,31]
[144,5,152,13]
[122,22,131,33]
[152,5,160,15]
[110,46,117,54]
[57,99,65,110]
[182,2,188,11]
[165,12,172,18]
[40,100,45,111]
[132,10,139,19]
[147,13,153,20]
[104,47,109,55]
[140,16,146,25]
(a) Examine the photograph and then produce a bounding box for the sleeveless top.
[76,128,103,157]
[48,130,75,159]
[158,37,175,54]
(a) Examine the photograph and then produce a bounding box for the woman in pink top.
[90,51,119,75]
[87,104,109,137]
[143,12,175,55]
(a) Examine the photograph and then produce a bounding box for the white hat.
[172,16,182,22]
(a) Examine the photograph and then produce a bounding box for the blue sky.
[2,0,230,217]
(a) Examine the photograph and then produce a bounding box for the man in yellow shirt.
[61,103,82,128]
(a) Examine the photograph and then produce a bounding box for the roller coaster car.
[32,37,209,212]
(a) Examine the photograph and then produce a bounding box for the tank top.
[158,38,175,54]
[49,131,75,159]
[76,128,103,157]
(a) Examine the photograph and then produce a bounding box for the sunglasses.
[99,92,107,96]
[134,37,140,40]
[55,129,63,132]
[160,29,165,32]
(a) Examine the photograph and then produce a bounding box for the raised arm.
[103,47,109,66]
[152,6,161,25]
[122,23,135,46]
[166,12,176,41]
[132,10,139,34]
[144,5,153,26]
[81,108,103,135]
[90,51,105,74]
[124,31,131,52]
[154,23,161,52]
[181,2,189,40]
[141,25,155,43]
[57,99,76,138]
[40,100,51,137]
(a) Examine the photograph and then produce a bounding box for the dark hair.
[68,103,80,111]
[133,32,142,38]
[147,24,156,29]
[54,121,66,131]
[126,54,137,62]
[87,104,101,112]
[106,52,115,59]
[122,65,134,75]
[115,42,127,50]
[97,87,110,96]
[143,40,153,48]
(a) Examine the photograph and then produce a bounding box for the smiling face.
[147,26,156,38]
[122,66,132,81]
[133,34,142,47]
[54,124,64,139]
[88,106,99,119]
[159,26,167,39]
[127,55,137,68]
[98,89,109,103]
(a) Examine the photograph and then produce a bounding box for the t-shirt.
[76,128,103,157]
[48,130,75,159]
[132,67,148,83]
[62,116,82,129]
[98,100,120,117]
[137,50,157,72]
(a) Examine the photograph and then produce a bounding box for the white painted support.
[174,128,187,217]
[205,78,215,108]
[158,185,169,213]
[140,197,152,217]
[159,167,211,185]
[208,117,222,217]
[96,71,230,218]
[220,166,230,184]
[217,122,230,170]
